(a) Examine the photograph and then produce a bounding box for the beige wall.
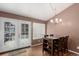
[47,4,79,53]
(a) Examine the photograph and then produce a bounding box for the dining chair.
[64,36,69,53]
[42,39,51,55]
[44,35,49,38]
[50,34,54,37]
[58,36,69,55]
[53,39,60,56]
[58,37,65,56]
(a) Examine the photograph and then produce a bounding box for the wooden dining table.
[42,35,68,56]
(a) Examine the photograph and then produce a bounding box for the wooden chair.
[53,39,60,56]
[44,35,49,38]
[64,36,69,53]
[50,34,54,37]
[53,37,65,56]
[58,36,69,55]
[42,39,51,55]
[58,37,65,55]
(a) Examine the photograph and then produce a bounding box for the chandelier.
[49,3,62,24]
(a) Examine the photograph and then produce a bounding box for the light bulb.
[59,18,62,22]
[50,19,53,23]
[55,18,59,23]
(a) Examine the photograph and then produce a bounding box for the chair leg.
[57,51,59,56]
[57,48,59,56]
[66,48,68,53]
[60,50,63,56]
[53,49,55,56]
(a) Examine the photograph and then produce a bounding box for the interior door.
[18,20,31,48]
[0,17,18,52]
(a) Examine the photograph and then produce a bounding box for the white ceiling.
[0,3,73,21]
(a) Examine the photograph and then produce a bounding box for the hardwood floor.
[0,45,78,56]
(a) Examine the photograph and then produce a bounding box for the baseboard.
[0,46,30,54]
[32,43,42,47]
[68,50,79,55]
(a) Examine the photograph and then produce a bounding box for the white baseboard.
[68,50,79,55]
[32,43,42,47]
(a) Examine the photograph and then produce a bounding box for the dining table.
[42,35,68,56]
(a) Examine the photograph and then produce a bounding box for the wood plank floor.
[0,45,78,56]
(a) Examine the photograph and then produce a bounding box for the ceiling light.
[55,18,59,23]
[50,19,54,23]
[59,18,62,22]
[49,3,63,24]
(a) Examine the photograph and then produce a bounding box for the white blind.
[33,23,45,40]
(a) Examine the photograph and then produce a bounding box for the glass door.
[18,20,31,48]
[4,22,16,47]
[0,17,31,52]
[0,17,18,52]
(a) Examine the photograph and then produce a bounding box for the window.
[33,23,45,40]
[21,24,29,39]
[4,22,15,43]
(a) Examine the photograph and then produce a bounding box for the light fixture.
[55,18,59,23]
[59,18,62,22]
[49,4,62,24]
[50,19,54,23]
